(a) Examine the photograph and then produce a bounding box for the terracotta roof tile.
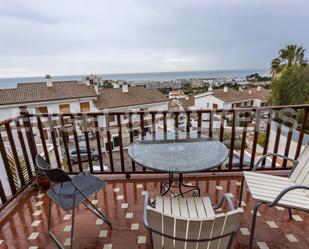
[210,88,253,102]
[0,81,97,106]
[95,87,168,110]
[245,87,271,101]
[206,87,270,102]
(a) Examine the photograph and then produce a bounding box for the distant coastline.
[0,69,267,88]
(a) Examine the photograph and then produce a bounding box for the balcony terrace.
[0,104,309,249]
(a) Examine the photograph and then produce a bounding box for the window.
[105,136,120,151]
[212,104,218,109]
[80,102,90,112]
[108,115,116,123]
[206,103,209,108]
[113,136,120,147]
[59,104,71,113]
[35,106,48,114]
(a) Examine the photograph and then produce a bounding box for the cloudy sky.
[0,0,308,77]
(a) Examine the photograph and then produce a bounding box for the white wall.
[103,102,169,127]
[253,99,266,107]
[0,97,97,120]
[194,94,225,109]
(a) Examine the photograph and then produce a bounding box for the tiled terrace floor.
[0,174,308,249]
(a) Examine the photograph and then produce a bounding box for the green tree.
[270,65,309,131]
[270,66,309,106]
[271,44,308,78]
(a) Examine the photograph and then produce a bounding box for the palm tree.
[271,44,308,78]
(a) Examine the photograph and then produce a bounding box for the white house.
[0,76,98,119]
[193,86,270,110]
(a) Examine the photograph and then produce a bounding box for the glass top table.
[128,133,228,196]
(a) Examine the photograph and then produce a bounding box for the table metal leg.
[179,174,200,197]
[160,173,200,197]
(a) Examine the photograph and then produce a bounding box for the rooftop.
[196,87,270,103]
[244,87,272,101]
[0,81,97,106]
[95,86,168,110]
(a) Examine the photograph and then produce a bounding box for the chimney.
[257,85,262,92]
[223,86,228,93]
[46,74,52,87]
[94,85,99,94]
[248,90,252,95]
[239,86,243,91]
[122,83,128,93]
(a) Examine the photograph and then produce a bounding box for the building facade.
[193,86,270,110]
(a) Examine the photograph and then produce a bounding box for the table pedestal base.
[160,173,200,197]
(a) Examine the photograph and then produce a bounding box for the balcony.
[0,104,309,249]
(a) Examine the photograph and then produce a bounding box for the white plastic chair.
[239,145,309,249]
[144,193,243,249]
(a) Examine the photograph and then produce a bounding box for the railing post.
[262,111,272,166]
[20,107,37,168]
[0,179,7,204]
[128,113,135,172]
[71,115,83,172]
[82,113,93,173]
[228,110,236,169]
[15,120,33,179]
[294,108,309,159]
[239,111,249,169]
[36,116,50,164]
[250,109,260,169]
[208,110,213,138]
[272,119,282,168]
[48,114,61,168]
[197,111,202,138]
[0,132,17,194]
[116,114,125,172]
[106,114,115,172]
[94,114,104,172]
[60,115,72,173]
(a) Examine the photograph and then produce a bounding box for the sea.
[0,69,267,88]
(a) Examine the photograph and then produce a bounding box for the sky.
[0,0,308,77]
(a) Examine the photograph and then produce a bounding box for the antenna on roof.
[45,74,53,87]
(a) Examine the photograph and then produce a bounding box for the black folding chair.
[36,155,111,249]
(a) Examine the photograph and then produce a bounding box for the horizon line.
[0,68,268,80]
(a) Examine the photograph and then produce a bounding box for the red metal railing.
[0,104,309,210]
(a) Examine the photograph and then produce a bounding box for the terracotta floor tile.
[0,175,308,248]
